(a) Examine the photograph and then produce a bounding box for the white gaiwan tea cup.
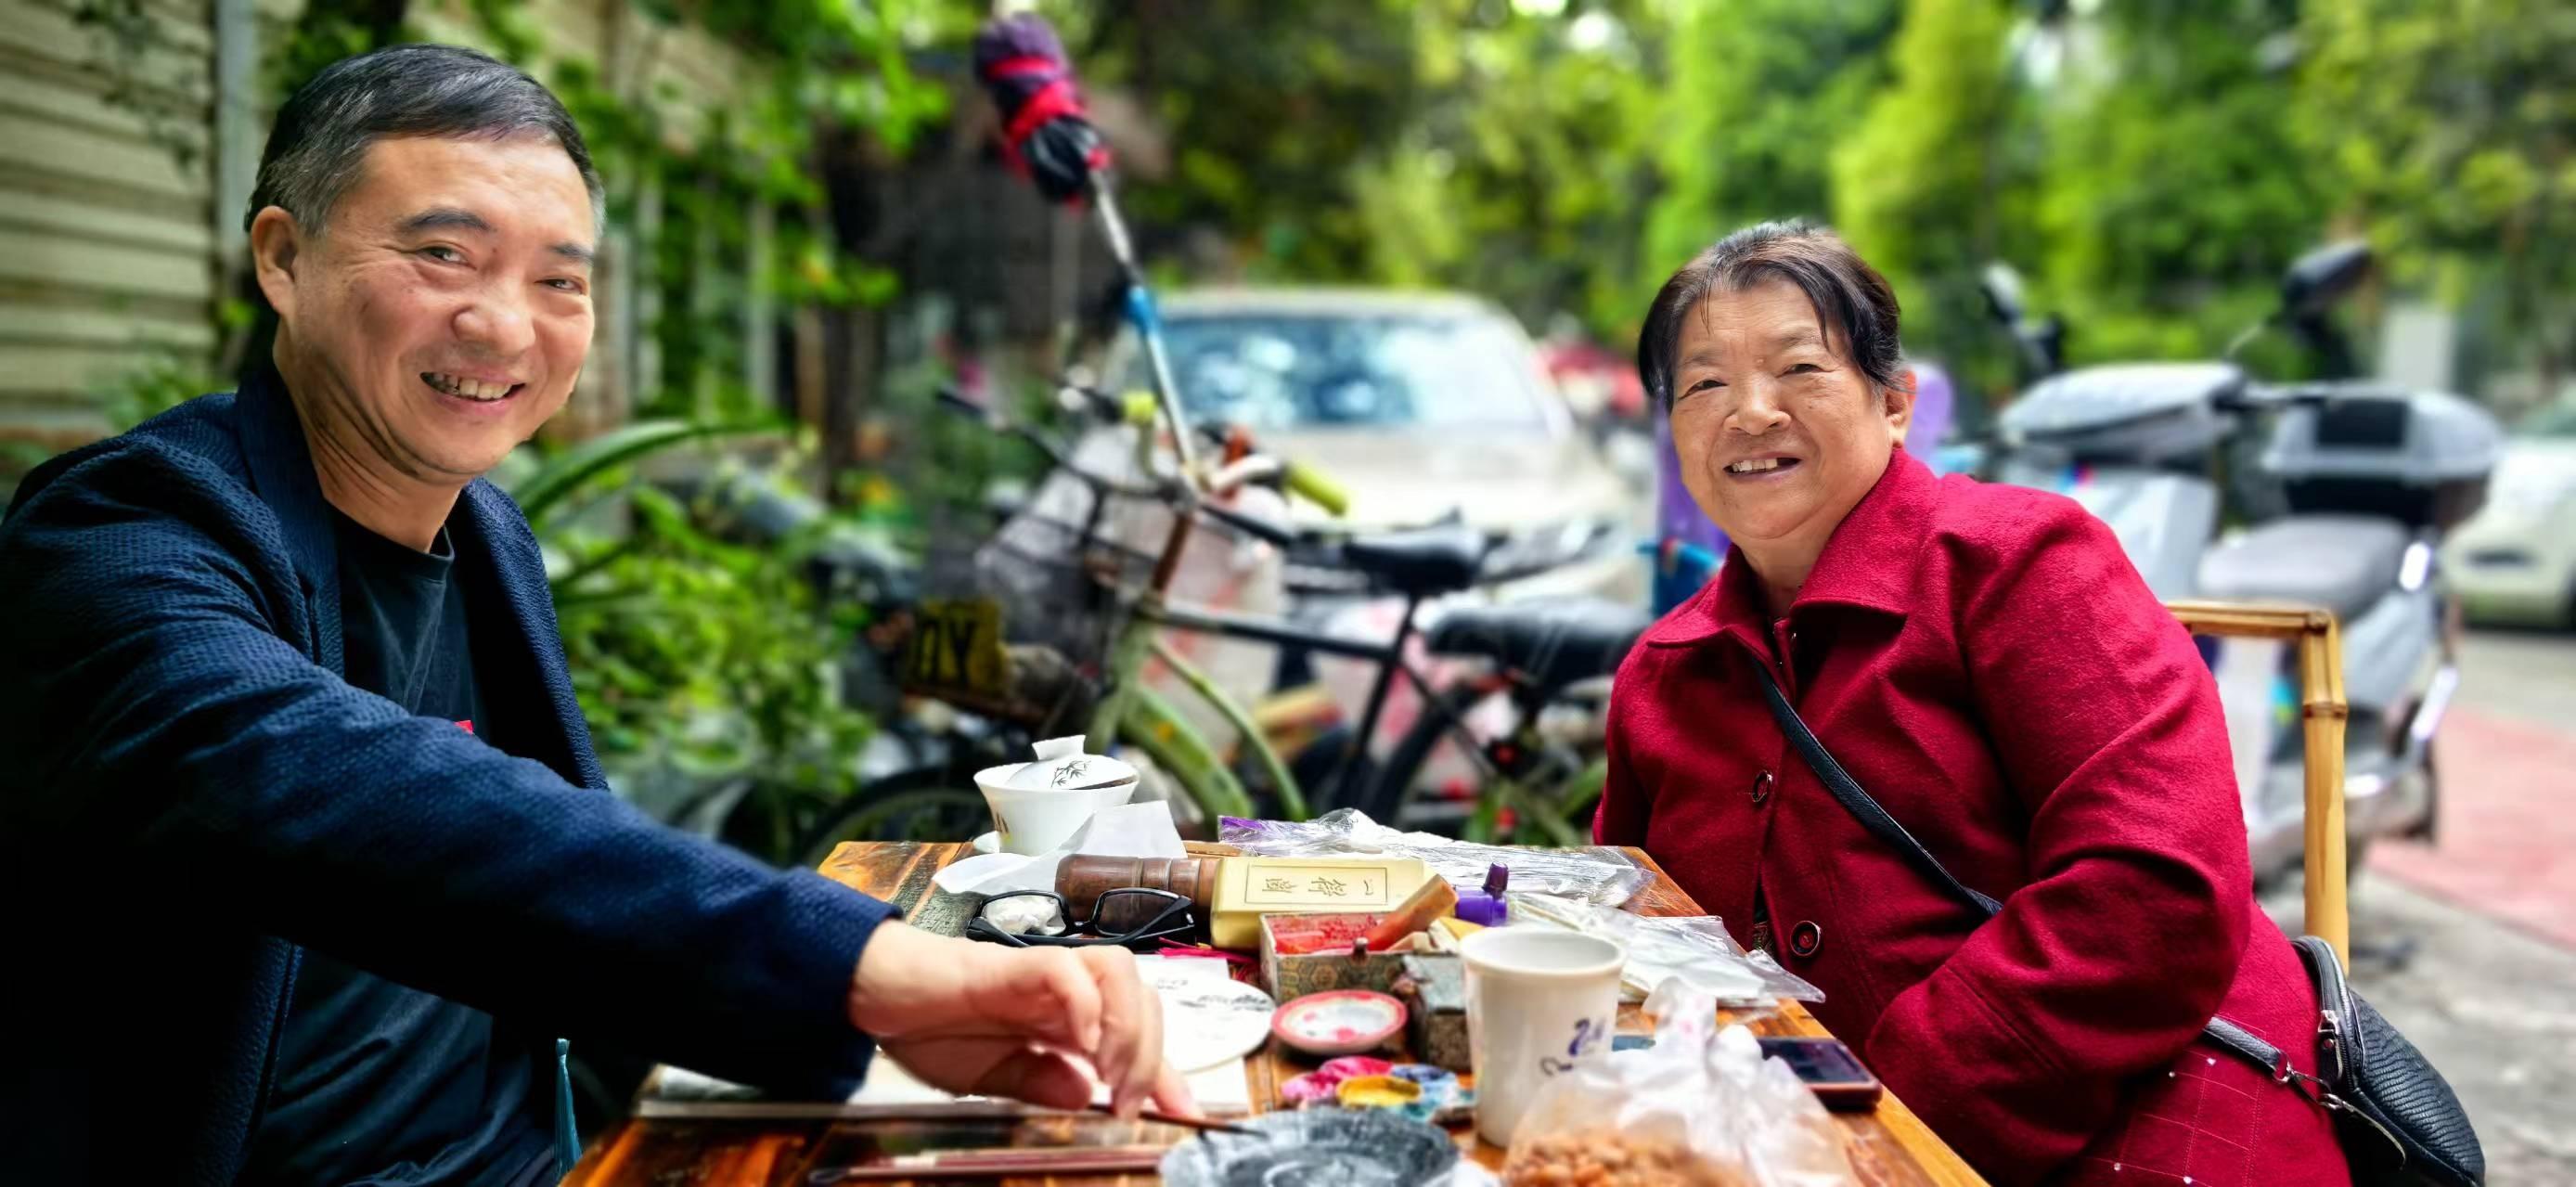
[973,735,1140,856]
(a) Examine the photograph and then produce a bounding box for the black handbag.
[1747,664,2484,1186]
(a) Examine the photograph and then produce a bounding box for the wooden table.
[567,842,1987,1187]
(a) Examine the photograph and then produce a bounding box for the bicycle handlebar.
[1281,461,1350,518]
[1051,382,1350,519]
[939,386,1304,545]
[1195,498,1297,549]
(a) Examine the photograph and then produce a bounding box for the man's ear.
[1884,367,1918,444]
[248,206,304,322]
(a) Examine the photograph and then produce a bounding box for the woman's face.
[1668,278,1913,563]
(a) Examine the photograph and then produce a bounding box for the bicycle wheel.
[793,768,992,868]
[1372,681,1608,843]
[1363,683,1492,830]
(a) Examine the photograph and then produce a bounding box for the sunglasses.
[965,888,1194,949]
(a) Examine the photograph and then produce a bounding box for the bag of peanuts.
[1501,979,1854,1187]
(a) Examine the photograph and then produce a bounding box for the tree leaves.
[2299,0,2576,385]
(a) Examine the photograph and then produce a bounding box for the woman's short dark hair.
[247,44,603,237]
[1637,220,1903,409]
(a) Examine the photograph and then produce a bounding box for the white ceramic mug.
[1462,926,1626,1147]
[972,763,1139,856]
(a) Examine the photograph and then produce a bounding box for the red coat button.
[1751,770,1774,805]
[1789,920,1823,959]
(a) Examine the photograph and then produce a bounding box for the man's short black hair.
[1637,220,1905,409]
[246,43,603,237]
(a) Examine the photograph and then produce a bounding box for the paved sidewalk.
[2370,705,2576,948]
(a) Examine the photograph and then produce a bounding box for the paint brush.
[1083,1100,1262,1136]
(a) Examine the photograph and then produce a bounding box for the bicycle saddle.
[1339,523,1488,597]
[1426,597,1652,691]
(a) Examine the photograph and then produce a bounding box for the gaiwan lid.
[1001,735,1138,793]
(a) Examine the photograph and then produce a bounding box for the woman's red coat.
[1597,451,2349,1185]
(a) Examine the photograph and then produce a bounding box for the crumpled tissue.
[929,799,1189,899]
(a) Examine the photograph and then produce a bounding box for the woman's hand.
[846,922,1195,1117]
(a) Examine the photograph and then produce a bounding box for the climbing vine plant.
[58,0,960,422]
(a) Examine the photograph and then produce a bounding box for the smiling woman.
[1599,222,2356,1186]
[1640,224,1913,613]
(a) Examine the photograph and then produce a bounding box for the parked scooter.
[1981,245,2504,885]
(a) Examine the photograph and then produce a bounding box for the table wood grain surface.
[565,841,1988,1187]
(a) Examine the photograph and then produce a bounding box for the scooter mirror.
[2281,241,2373,319]
[2031,315,2067,375]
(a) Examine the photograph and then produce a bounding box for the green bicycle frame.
[1085,589,1309,825]
[1070,397,1600,843]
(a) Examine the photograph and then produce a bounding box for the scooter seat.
[1340,523,1488,597]
[1427,597,1653,691]
[2197,515,2413,624]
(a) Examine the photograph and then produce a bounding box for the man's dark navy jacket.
[0,368,894,1183]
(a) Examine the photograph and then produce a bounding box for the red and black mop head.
[972,14,1111,204]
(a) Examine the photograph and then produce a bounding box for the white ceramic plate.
[1158,976,1276,1073]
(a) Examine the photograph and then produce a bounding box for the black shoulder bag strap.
[1745,662,2284,1076]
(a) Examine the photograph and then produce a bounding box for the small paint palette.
[1270,989,1407,1057]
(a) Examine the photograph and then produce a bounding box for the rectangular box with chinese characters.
[1208,856,1430,949]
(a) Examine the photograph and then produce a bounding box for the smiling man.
[0,45,1186,1185]
[266,135,600,550]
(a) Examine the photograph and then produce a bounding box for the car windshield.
[1125,312,1554,432]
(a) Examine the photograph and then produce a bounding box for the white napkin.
[930,799,1189,897]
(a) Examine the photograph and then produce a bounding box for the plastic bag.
[1502,979,1855,1187]
[1218,808,1650,907]
[1506,893,1823,1006]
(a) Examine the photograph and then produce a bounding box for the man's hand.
[847,922,1195,1117]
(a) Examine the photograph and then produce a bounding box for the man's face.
[1668,278,1913,554]
[260,134,596,483]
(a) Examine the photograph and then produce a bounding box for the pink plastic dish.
[1270,990,1408,1058]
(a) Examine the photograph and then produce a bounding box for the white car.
[1108,288,1645,604]
[2445,401,2576,627]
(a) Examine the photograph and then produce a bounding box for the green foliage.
[1348,0,1666,336]
[2029,2,2325,376]
[2299,0,2576,384]
[99,356,221,431]
[1070,0,1676,340]
[538,450,876,805]
[515,419,780,531]
[1061,0,2570,414]
[268,0,417,99]
[1646,0,1899,280]
[1831,0,2019,393]
[1055,0,1426,279]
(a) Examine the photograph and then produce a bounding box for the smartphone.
[1756,1036,1885,1112]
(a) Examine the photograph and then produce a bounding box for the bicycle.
[791,379,1654,858]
